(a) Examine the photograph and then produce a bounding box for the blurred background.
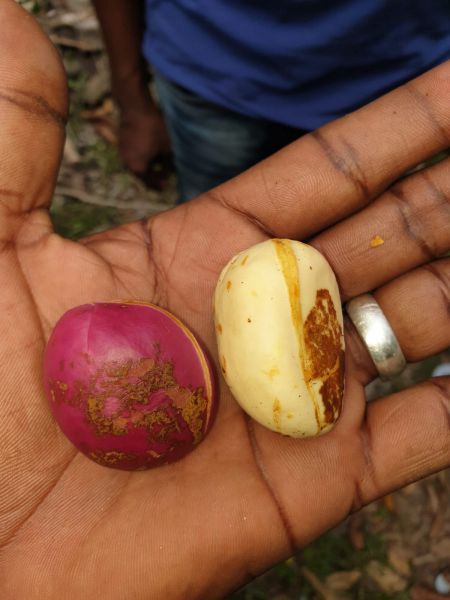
[18,1,450,598]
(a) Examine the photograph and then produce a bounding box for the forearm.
[92,0,153,110]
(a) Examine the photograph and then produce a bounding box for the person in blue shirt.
[92,1,450,202]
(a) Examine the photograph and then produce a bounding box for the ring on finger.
[345,293,407,381]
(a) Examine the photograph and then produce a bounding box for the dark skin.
[92,0,170,179]
[0,3,449,598]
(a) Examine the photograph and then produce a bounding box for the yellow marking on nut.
[263,366,280,380]
[273,398,281,430]
[272,239,321,433]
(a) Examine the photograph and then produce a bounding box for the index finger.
[211,60,450,240]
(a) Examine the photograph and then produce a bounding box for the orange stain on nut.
[226,280,232,291]
[304,289,344,426]
[273,398,281,430]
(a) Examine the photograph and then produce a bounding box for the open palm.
[0,4,449,598]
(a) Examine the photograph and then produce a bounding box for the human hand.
[90,0,171,186]
[119,103,171,185]
[0,3,449,598]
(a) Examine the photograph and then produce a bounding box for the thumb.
[0,1,67,240]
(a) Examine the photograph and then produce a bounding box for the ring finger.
[344,257,450,385]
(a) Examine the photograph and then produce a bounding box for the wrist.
[111,67,155,112]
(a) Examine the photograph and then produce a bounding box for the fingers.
[213,60,450,240]
[247,376,449,550]
[0,1,67,240]
[311,156,450,299]
[359,377,450,505]
[345,258,450,384]
[307,153,449,384]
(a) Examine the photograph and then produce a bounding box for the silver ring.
[345,293,406,381]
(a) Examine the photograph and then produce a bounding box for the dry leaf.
[383,494,395,512]
[388,545,412,578]
[63,137,81,165]
[430,509,447,540]
[49,33,102,51]
[431,537,450,560]
[92,121,118,145]
[81,98,115,120]
[413,553,435,567]
[402,481,422,496]
[426,482,440,514]
[366,560,407,593]
[348,513,365,550]
[301,567,338,600]
[325,570,361,591]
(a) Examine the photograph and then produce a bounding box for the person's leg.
[154,73,306,203]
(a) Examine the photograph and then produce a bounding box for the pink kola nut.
[43,302,216,470]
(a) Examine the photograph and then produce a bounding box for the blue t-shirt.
[143,1,450,130]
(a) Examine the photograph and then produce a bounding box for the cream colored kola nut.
[214,239,345,437]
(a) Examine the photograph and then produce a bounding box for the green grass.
[85,139,122,176]
[18,0,51,14]
[302,530,387,579]
[229,528,392,599]
[50,199,118,240]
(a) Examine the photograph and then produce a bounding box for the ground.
[18,1,450,598]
